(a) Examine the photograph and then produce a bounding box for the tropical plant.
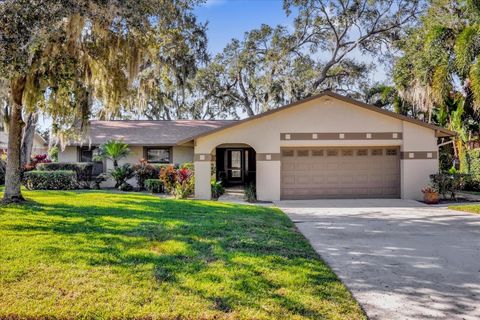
[24,154,52,172]
[94,140,130,169]
[211,180,225,199]
[133,159,158,191]
[175,167,194,199]
[160,165,178,194]
[109,164,135,189]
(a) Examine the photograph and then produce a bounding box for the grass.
[448,203,480,214]
[0,188,365,319]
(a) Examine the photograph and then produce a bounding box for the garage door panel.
[281,147,400,199]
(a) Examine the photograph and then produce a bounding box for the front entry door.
[226,149,243,184]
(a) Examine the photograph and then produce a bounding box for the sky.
[194,0,387,79]
[194,0,295,55]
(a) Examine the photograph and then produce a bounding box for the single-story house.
[0,122,48,155]
[58,91,455,200]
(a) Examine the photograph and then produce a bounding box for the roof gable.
[179,91,455,143]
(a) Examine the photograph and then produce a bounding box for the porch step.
[218,186,245,202]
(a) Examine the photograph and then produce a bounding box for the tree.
[198,0,422,117]
[0,0,199,202]
[393,0,480,122]
[94,140,130,170]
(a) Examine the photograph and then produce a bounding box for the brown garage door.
[281,147,400,199]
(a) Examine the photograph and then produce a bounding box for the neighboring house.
[0,121,48,155]
[58,91,455,200]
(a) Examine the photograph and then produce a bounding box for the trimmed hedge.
[145,179,163,193]
[23,170,78,190]
[37,162,93,188]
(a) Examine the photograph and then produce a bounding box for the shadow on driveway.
[276,199,480,320]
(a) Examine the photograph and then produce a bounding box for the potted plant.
[422,186,440,204]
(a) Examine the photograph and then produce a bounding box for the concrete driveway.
[275,199,480,320]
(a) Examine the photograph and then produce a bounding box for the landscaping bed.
[0,188,364,319]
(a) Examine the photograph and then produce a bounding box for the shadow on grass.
[0,191,355,318]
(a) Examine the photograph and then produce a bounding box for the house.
[58,91,455,200]
[0,122,48,155]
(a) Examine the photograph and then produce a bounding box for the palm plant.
[94,140,130,169]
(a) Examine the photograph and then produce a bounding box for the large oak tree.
[0,0,201,202]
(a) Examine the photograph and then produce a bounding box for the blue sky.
[194,0,294,54]
[194,0,387,80]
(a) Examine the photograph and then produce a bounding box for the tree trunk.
[3,77,26,203]
[21,112,38,167]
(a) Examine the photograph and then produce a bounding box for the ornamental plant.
[160,165,177,194]
[133,159,158,190]
[175,167,194,199]
[24,154,52,172]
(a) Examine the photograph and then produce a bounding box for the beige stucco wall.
[172,145,194,164]
[0,131,47,155]
[194,96,441,201]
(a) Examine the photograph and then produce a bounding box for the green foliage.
[174,168,194,199]
[244,184,257,203]
[37,162,94,189]
[48,146,59,162]
[109,164,135,189]
[133,159,158,191]
[145,179,163,194]
[159,165,177,194]
[95,140,130,168]
[430,172,470,200]
[211,180,225,199]
[118,182,134,192]
[460,148,480,191]
[23,170,78,190]
[0,189,364,319]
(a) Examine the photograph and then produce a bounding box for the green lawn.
[0,188,364,319]
[448,204,480,214]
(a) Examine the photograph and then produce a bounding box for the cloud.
[204,0,227,7]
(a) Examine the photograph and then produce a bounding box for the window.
[386,149,398,156]
[297,150,309,157]
[357,149,368,156]
[327,150,338,157]
[79,147,104,175]
[282,150,294,157]
[372,149,383,156]
[342,149,353,156]
[312,150,324,156]
[146,147,171,163]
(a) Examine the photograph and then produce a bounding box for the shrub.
[133,159,158,190]
[175,167,194,199]
[109,164,135,189]
[461,148,480,191]
[0,158,5,185]
[25,154,52,171]
[145,179,163,193]
[244,184,257,203]
[160,165,177,194]
[23,170,78,190]
[93,173,108,189]
[37,162,94,188]
[211,180,225,199]
[430,170,470,200]
[119,182,134,192]
[48,146,59,162]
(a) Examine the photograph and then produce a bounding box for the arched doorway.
[213,143,256,188]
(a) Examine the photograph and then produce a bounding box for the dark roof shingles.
[77,120,236,146]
